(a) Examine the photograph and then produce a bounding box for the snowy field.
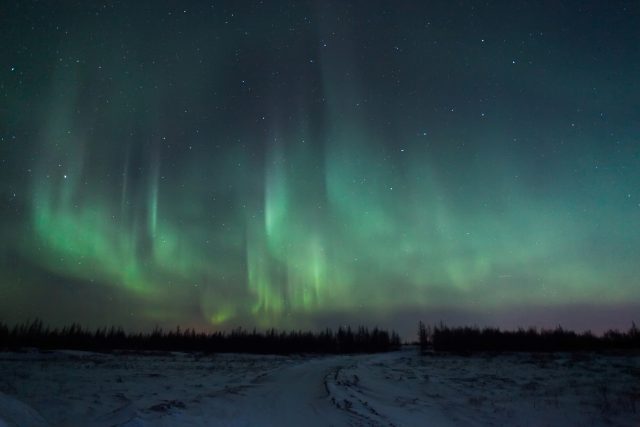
[0,347,638,426]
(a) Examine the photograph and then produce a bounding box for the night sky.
[1,1,639,337]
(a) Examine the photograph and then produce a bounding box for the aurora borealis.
[1,1,639,336]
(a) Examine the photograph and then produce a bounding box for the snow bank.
[0,392,48,427]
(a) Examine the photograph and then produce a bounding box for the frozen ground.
[0,347,638,426]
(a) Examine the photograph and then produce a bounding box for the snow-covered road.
[230,355,350,426]
[1,348,638,426]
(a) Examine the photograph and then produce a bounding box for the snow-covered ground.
[0,347,638,426]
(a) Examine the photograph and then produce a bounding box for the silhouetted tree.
[417,321,640,353]
[0,319,401,354]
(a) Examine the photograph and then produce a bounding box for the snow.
[0,347,638,426]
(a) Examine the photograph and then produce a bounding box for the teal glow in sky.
[1,1,639,336]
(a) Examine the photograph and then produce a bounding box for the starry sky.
[1,1,639,337]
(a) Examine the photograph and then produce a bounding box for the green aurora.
[1,2,639,335]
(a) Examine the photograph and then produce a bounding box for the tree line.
[0,319,401,354]
[418,321,640,352]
